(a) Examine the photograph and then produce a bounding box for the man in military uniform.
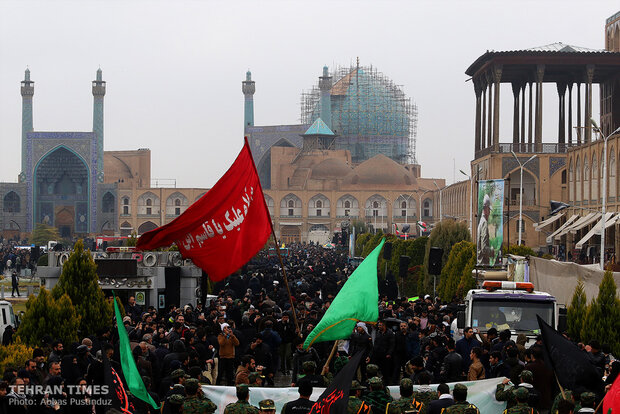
[411,372,438,414]
[163,393,184,414]
[550,390,580,414]
[258,398,276,413]
[224,384,260,414]
[296,361,327,387]
[495,370,539,409]
[387,378,422,413]
[348,381,372,414]
[445,384,480,414]
[576,392,596,413]
[365,377,393,414]
[182,378,217,414]
[503,388,539,414]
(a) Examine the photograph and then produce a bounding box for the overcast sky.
[1,0,618,188]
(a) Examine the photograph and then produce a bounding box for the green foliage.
[437,241,476,300]
[351,220,368,236]
[355,233,371,256]
[52,239,113,337]
[125,231,138,247]
[16,288,80,347]
[567,280,587,341]
[506,244,536,257]
[361,231,384,257]
[0,339,34,375]
[37,254,48,266]
[419,221,471,295]
[581,271,620,355]
[30,223,60,245]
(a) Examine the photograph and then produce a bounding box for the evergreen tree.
[52,239,113,337]
[30,223,60,245]
[581,271,620,355]
[437,241,475,300]
[567,280,587,341]
[16,288,79,347]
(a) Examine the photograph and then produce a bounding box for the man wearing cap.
[281,381,315,414]
[258,399,276,413]
[348,381,372,414]
[576,392,596,413]
[387,378,422,414]
[495,370,539,410]
[503,387,539,414]
[444,384,479,414]
[224,384,259,414]
[365,377,393,414]
[182,378,217,414]
[477,194,495,266]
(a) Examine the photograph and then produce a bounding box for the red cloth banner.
[136,138,272,281]
[604,373,620,413]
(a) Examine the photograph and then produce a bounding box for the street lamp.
[433,181,443,223]
[413,189,431,235]
[460,169,473,237]
[590,119,620,270]
[510,151,537,246]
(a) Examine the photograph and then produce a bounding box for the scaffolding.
[301,61,418,165]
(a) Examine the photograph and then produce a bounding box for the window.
[3,192,20,213]
[102,192,115,213]
[146,207,152,215]
[423,201,431,217]
[175,207,181,215]
[146,198,152,206]
[316,200,322,208]
[123,205,129,215]
[344,201,351,209]
[175,199,181,207]
[316,209,322,216]
[288,208,294,216]
[288,200,294,208]
[345,210,350,216]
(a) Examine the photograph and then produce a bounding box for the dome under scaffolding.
[301,61,418,165]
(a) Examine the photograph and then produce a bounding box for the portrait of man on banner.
[477,179,504,266]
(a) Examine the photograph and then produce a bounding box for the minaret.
[20,68,34,181]
[92,68,106,182]
[318,65,332,129]
[242,70,255,128]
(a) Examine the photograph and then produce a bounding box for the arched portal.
[34,147,90,234]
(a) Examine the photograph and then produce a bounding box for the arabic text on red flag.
[136,139,272,281]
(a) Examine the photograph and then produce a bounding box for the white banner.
[202,377,506,413]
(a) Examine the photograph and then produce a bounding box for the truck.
[452,280,567,346]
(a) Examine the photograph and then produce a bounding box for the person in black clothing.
[428,383,454,414]
[11,270,19,297]
[440,339,462,383]
[372,321,395,384]
[487,351,509,378]
[281,381,315,414]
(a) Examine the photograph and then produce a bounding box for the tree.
[0,340,34,375]
[506,244,536,257]
[567,280,587,341]
[581,271,620,355]
[125,231,138,247]
[437,241,476,300]
[30,223,60,245]
[52,239,113,337]
[16,288,80,347]
[419,220,471,294]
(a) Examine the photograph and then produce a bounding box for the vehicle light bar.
[482,281,534,292]
[106,246,138,253]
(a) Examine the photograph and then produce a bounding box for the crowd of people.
[0,242,617,413]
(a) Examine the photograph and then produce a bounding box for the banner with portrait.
[477,179,504,266]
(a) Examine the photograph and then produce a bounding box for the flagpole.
[270,232,301,333]
[321,341,339,375]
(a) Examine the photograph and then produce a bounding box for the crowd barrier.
[202,377,507,413]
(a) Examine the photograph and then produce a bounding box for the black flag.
[308,351,365,414]
[536,315,604,396]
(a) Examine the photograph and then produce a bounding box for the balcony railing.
[475,142,576,159]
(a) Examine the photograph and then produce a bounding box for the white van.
[0,301,17,333]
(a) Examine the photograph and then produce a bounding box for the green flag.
[113,293,159,409]
[304,238,384,349]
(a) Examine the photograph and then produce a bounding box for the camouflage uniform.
[224,400,260,414]
[445,385,479,414]
[183,394,217,413]
[411,387,438,414]
[349,381,373,414]
[443,401,480,414]
[550,390,580,414]
[387,379,423,414]
[365,377,393,414]
[577,392,596,413]
[502,389,538,414]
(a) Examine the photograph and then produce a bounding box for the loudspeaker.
[164,267,181,309]
[399,255,410,279]
[428,247,444,275]
[383,242,393,260]
[31,246,40,262]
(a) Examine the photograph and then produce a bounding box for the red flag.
[136,138,272,281]
[604,374,620,413]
